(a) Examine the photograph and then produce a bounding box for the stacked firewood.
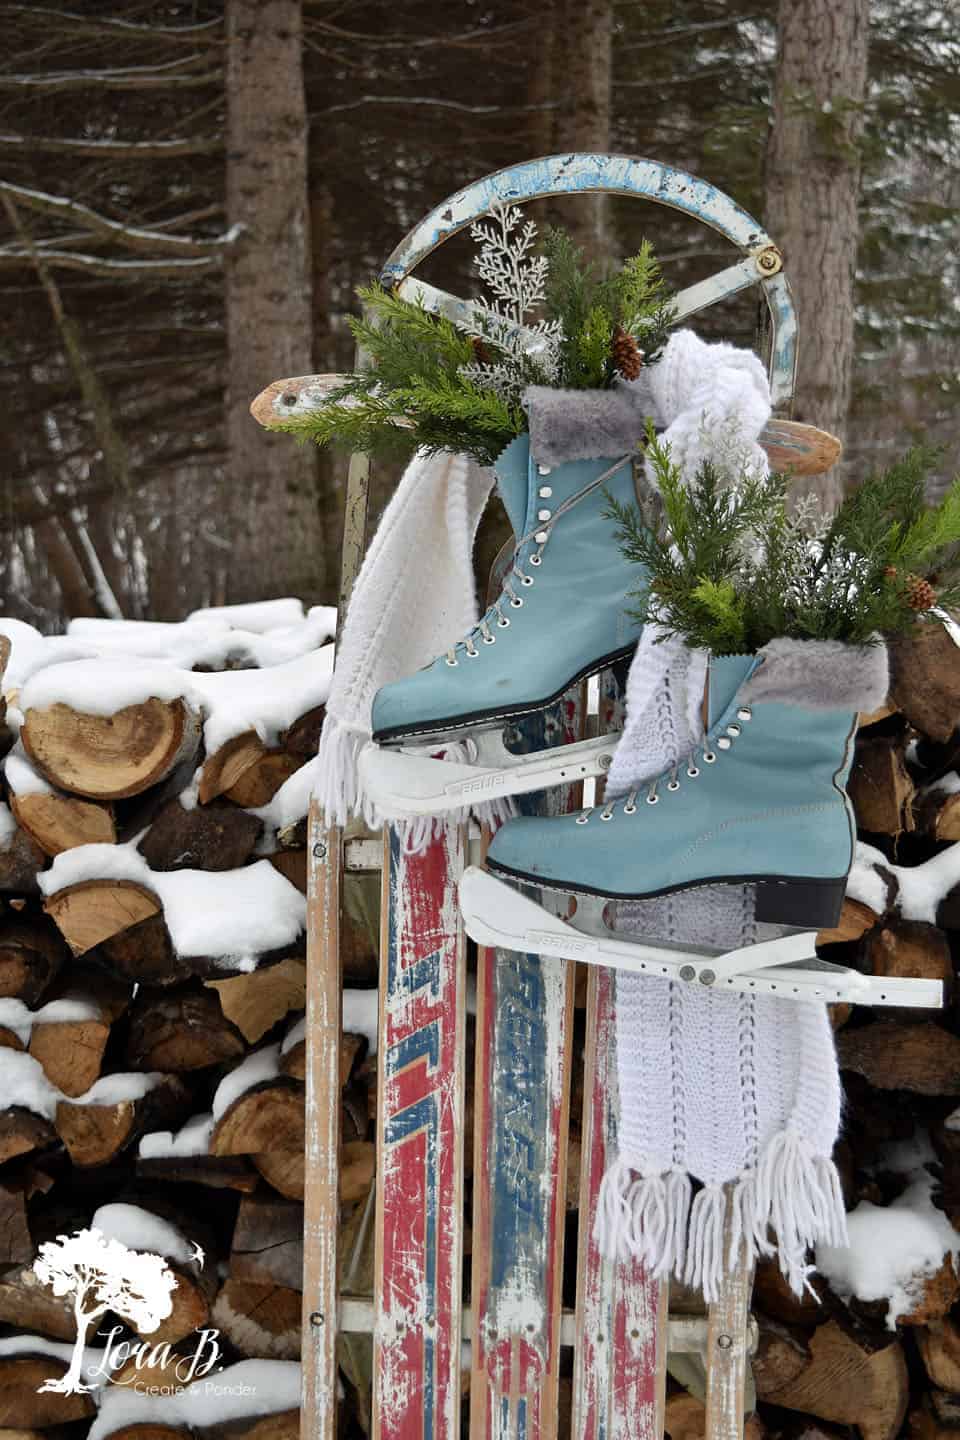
[5,607,960,1437]
[0,603,371,1437]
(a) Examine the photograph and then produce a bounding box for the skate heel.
[754,876,847,929]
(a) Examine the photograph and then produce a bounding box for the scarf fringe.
[315,712,517,849]
[593,1129,848,1303]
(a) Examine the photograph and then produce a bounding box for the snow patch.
[0,802,15,849]
[88,1359,301,1436]
[212,1044,282,1120]
[817,1158,960,1327]
[38,845,305,963]
[91,1203,194,1266]
[0,1047,164,1120]
[5,744,54,796]
[139,1112,215,1159]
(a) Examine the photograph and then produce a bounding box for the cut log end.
[22,697,199,800]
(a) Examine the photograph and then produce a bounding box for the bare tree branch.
[0,132,222,158]
[0,5,223,44]
[0,248,219,277]
[0,58,220,91]
[0,181,241,256]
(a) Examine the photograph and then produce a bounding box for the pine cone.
[471,336,493,365]
[905,574,937,611]
[612,325,643,381]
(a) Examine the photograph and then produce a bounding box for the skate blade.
[458,869,943,1010]
[360,732,617,816]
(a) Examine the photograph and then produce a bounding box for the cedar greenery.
[606,428,960,653]
[273,210,675,467]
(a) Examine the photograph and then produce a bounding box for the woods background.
[1,0,958,626]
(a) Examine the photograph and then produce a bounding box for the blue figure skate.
[359,431,648,816]
[460,641,943,1009]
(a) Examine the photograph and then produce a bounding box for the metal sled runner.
[281,155,920,1440]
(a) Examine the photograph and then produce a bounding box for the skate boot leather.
[370,433,646,746]
[484,641,890,931]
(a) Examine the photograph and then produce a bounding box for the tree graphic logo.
[32,1227,181,1394]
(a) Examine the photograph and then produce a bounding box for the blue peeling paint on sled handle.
[379,152,797,410]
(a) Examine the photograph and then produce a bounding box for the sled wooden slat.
[705,1218,752,1440]
[574,960,668,1440]
[373,824,468,1440]
[302,819,343,1440]
[469,691,583,1440]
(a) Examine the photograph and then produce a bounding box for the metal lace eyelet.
[535,531,548,544]
[717,736,732,750]
[529,553,542,566]
[687,765,700,778]
[510,596,523,608]
[446,657,458,667]
[600,810,614,822]
[521,575,534,587]
[482,635,495,645]
[737,707,752,722]
[703,751,717,764]
[623,803,637,815]
[667,780,681,791]
[727,724,741,737]
[646,793,659,805]
[575,814,590,825]
[465,648,479,659]
[497,616,510,628]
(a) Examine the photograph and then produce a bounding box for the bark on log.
[848,735,916,836]
[268,848,306,895]
[136,1153,259,1192]
[229,1192,303,1290]
[22,697,200,799]
[0,1262,76,1340]
[917,1317,960,1391]
[199,730,267,804]
[890,623,960,743]
[98,911,193,987]
[126,987,246,1071]
[0,1107,57,1164]
[138,797,262,871]
[838,1022,960,1095]
[866,922,952,998]
[0,920,67,1004]
[0,823,44,894]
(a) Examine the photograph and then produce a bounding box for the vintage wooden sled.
[254,154,846,1440]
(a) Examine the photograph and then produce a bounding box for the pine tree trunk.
[555,0,612,266]
[765,0,868,509]
[225,0,321,602]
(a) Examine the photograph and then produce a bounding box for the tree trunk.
[554,0,612,266]
[225,0,321,602]
[765,0,869,508]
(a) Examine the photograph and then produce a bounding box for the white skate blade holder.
[360,729,616,816]
[459,868,943,1009]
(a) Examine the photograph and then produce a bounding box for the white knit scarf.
[596,626,847,1301]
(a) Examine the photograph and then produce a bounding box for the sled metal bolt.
[699,969,716,986]
[310,1311,324,1326]
[679,965,696,982]
[598,752,612,770]
[717,1333,733,1350]
[313,842,327,860]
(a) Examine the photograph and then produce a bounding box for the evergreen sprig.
[270,218,677,466]
[606,429,960,652]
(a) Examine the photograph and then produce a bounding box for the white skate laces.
[444,454,633,667]
[579,706,754,823]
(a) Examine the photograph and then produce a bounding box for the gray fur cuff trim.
[523,378,655,468]
[740,636,890,713]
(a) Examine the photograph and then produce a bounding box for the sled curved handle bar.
[379,152,798,410]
